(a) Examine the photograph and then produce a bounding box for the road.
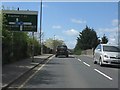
[8,55,119,89]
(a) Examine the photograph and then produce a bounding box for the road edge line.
[2,54,54,90]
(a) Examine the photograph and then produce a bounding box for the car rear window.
[57,45,67,49]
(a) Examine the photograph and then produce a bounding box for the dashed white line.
[94,69,113,81]
[83,62,90,67]
[77,57,113,81]
[78,59,81,62]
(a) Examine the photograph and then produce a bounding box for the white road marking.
[78,59,81,62]
[94,69,113,81]
[83,62,90,67]
[17,55,54,89]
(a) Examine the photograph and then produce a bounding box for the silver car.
[94,44,120,66]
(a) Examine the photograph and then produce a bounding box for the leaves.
[44,38,64,50]
[2,13,41,64]
[74,25,99,52]
[101,34,108,44]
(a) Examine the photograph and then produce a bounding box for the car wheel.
[66,55,68,57]
[99,58,103,66]
[94,60,97,64]
[55,55,57,57]
[93,57,97,64]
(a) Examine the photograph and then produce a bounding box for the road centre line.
[77,59,90,67]
[77,57,113,81]
[94,69,113,81]
[83,62,90,67]
[18,55,54,89]
[78,59,81,62]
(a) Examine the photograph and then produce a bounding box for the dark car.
[55,45,69,57]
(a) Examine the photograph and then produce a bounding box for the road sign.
[3,10,38,32]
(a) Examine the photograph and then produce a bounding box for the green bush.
[2,12,46,65]
[74,49,81,55]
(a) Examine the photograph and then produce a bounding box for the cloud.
[52,25,62,29]
[97,27,118,36]
[64,29,79,36]
[112,19,118,26]
[71,18,86,24]
[97,27,118,45]
[55,35,64,41]
[66,40,77,49]
[108,35,118,45]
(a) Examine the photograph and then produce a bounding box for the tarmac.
[2,54,53,89]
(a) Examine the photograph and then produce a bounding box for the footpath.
[2,54,53,88]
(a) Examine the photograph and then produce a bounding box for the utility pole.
[40,0,43,55]
[53,35,56,54]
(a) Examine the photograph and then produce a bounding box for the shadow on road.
[103,65,120,69]
[24,70,59,86]
[56,55,75,58]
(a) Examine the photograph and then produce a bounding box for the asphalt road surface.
[8,55,119,89]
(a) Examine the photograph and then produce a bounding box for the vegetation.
[44,38,64,50]
[101,34,108,44]
[1,11,42,64]
[74,25,100,55]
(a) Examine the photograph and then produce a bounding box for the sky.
[1,1,119,49]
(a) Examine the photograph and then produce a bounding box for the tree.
[2,9,41,64]
[2,10,13,64]
[44,38,64,50]
[74,25,99,51]
[101,34,108,44]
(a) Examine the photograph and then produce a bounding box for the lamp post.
[40,0,42,55]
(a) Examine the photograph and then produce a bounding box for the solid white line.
[94,69,113,81]
[78,59,81,62]
[18,55,54,89]
[83,62,90,67]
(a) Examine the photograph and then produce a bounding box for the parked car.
[55,45,69,57]
[93,44,120,66]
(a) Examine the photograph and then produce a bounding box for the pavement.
[2,54,53,88]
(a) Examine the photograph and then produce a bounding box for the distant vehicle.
[93,44,120,66]
[55,45,69,57]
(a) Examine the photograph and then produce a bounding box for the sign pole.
[11,31,14,59]
[32,32,34,62]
